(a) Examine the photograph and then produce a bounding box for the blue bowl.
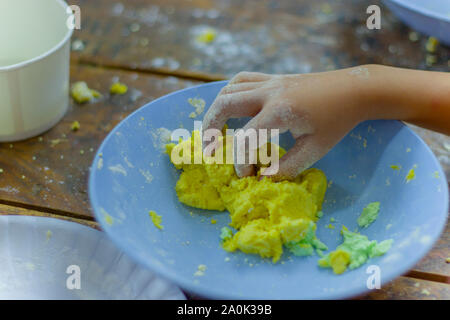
[89,81,448,299]
[384,0,450,45]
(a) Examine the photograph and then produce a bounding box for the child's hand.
[202,70,366,179]
[202,66,450,180]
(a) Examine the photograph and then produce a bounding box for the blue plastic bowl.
[89,81,448,299]
[384,0,450,45]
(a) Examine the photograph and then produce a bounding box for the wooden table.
[1,0,449,299]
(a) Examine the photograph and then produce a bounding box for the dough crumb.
[188,98,206,117]
[71,81,101,103]
[425,37,439,53]
[421,288,431,296]
[110,81,128,95]
[194,264,207,276]
[405,168,416,183]
[318,226,393,274]
[357,201,380,228]
[103,211,114,226]
[46,230,52,241]
[149,210,164,230]
[50,138,67,147]
[196,28,217,43]
[71,121,80,131]
[97,158,104,170]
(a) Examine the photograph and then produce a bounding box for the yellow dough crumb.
[104,213,114,226]
[405,168,416,182]
[110,82,128,95]
[46,230,52,241]
[149,210,163,230]
[318,249,350,275]
[196,28,217,43]
[425,37,439,53]
[167,130,327,263]
[71,81,101,103]
[194,264,207,276]
[71,121,80,131]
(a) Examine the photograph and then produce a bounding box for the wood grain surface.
[70,0,449,78]
[362,276,450,300]
[0,65,201,219]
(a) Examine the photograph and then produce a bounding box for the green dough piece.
[357,202,380,228]
[318,228,393,273]
[286,222,328,257]
[286,242,314,256]
[220,227,233,241]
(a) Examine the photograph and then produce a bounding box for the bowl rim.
[88,81,449,299]
[0,0,73,73]
[385,0,450,24]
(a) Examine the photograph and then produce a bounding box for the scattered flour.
[151,127,172,151]
[140,169,154,183]
[108,164,127,176]
[194,264,207,277]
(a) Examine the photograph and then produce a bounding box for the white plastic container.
[0,0,73,142]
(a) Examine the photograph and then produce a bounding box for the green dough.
[318,227,393,274]
[357,202,380,228]
[220,227,233,241]
[285,222,328,257]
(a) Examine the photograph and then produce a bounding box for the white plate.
[0,215,186,300]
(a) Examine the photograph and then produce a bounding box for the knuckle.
[231,71,251,83]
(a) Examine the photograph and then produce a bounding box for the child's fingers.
[220,82,261,95]
[229,71,271,84]
[271,135,323,180]
[202,91,264,144]
[233,110,277,177]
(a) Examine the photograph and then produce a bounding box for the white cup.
[0,0,73,142]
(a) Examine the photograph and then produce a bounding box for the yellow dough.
[167,130,327,262]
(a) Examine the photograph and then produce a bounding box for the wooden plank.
[71,0,449,78]
[0,203,99,230]
[408,218,450,281]
[0,65,202,219]
[361,276,450,300]
[185,276,449,300]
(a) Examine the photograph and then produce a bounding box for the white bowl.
[0,215,186,300]
[0,0,73,142]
